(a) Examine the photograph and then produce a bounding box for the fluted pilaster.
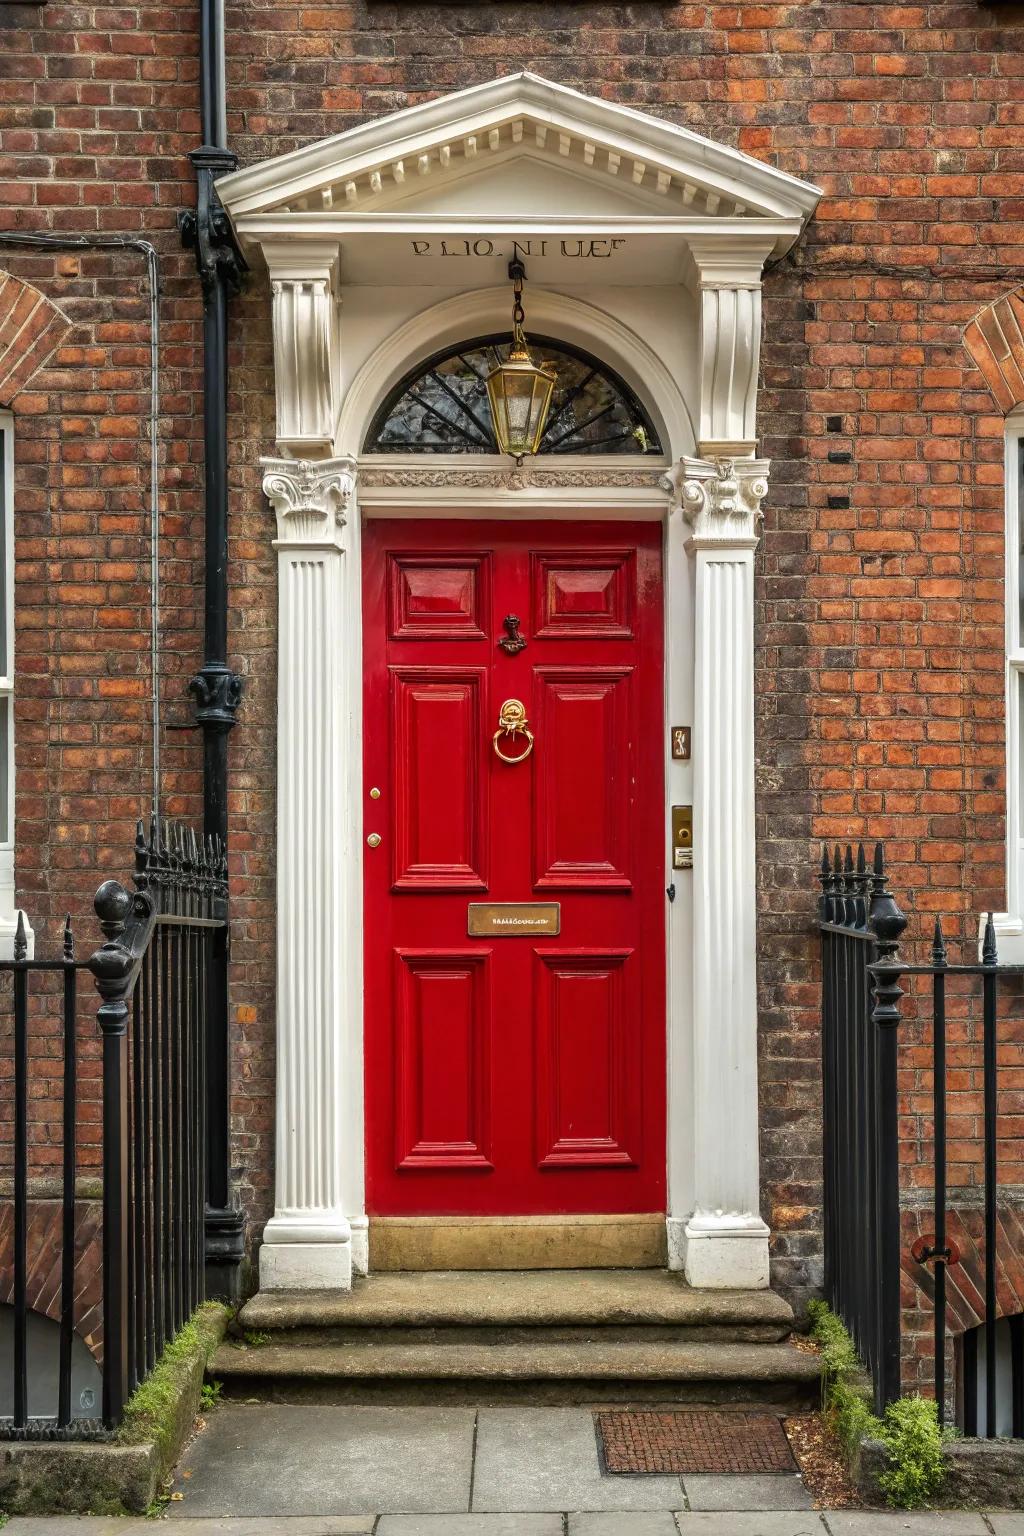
[668,453,771,1288]
[259,455,357,1289]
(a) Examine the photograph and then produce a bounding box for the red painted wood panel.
[363,519,665,1216]
[534,948,637,1168]
[391,668,487,890]
[394,950,492,1170]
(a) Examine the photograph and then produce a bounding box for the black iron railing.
[818,842,1023,1437]
[819,842,903,1414]
[5,915,90,1432]
[2,819,227,1435]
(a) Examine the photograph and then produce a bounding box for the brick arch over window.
[0,1201,104,1362]
[0,271,74,408]
[964,289,1024,415]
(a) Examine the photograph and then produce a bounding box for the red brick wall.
[4,1,1024,1327]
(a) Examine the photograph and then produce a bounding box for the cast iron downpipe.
[180,0,247,1293]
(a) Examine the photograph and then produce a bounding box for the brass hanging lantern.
[486,260,557,462]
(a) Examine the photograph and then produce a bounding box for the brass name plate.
[468,902,561,937]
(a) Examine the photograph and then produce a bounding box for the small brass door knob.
[366,833,382,848]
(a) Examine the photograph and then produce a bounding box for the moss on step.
[0,1301,229,1517]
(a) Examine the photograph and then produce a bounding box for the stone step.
[238,1269,795,1341]
[209,1337,820,1409]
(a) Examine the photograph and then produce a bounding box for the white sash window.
[995,413,1024,960]
[0,415,27,957]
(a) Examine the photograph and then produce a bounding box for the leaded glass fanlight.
[365,336,662,456]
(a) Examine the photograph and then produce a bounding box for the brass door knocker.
[493,698,534,764]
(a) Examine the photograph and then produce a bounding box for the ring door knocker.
[493,698,534,765]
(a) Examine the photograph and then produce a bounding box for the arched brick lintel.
[0,1200,104,1363]
[0,271,74,408]
[964,289,1024,415]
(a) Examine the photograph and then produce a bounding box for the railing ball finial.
[94,880,132,942]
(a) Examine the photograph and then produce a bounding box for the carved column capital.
[261,455,357,551]
[662,455,770,549]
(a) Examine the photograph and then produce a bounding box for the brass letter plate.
[468,902,561,936]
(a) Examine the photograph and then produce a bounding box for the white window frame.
[0,414,30,959]
[992,411,1024,960]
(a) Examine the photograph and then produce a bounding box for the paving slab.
[822,1516,991,1535]
[167,1403,474,1516]
[471,1406,684,1512]
[682,1474,815,1511]
[376,1518,563,1535]
[675,1518,828,1536]
[569,1514,680,1535]
[989,1520,1024,1534]
[6,1525,374,1535]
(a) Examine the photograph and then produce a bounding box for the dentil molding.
[663,455,770,548]
[261,456,356,549]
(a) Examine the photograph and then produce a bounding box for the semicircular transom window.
[365,335,663,456]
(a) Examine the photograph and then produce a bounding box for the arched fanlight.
[485,261,557,462]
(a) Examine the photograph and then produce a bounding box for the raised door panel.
[533,550,635,639]
[394,950,492,1170]
[391,667,486,890]
[388,553,489,641]
[534,949,638,1168]
[533,667,633,890]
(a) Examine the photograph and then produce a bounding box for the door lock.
[672,805,692,869]
[366,833,382,848]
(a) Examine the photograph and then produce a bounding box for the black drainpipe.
[180,0,247,1294]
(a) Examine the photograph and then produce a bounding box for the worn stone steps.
[238,1269,795,1339]
[217,1269,818,1408]
[210,1336,820,1408]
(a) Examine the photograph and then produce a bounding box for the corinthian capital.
[261,456,357,550]
[662,455,770,548]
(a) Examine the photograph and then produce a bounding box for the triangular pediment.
[218,71,820,229]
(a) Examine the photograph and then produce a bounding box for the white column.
[670,455,772,1288]
[259,456,357,1290]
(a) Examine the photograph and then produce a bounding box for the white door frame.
[259,285,772,1293]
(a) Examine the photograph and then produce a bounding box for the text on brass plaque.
[468,902,561,937]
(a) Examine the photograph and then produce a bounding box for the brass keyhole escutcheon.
[493,698,534,764]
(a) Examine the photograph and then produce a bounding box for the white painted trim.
[0,414,31,962]
[235,214,807,242]
[666,457,772,1288]
[989,413,1024,963]
[218,71,821,229]
[259,456,358,1290]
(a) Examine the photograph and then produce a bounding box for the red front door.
[363,519,666,1216]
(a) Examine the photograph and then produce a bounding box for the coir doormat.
[595,1409,797,1475]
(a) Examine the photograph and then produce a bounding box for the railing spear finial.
[932,915,947,968]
